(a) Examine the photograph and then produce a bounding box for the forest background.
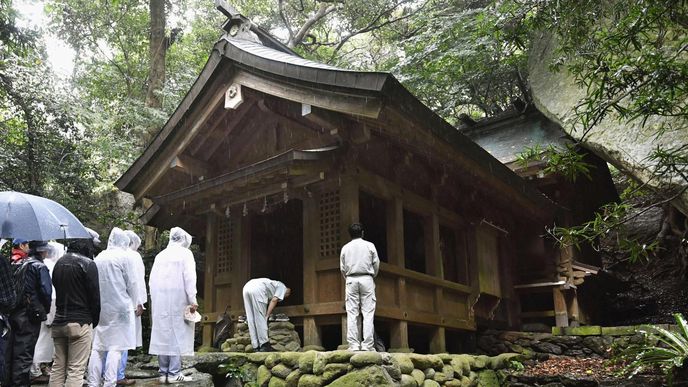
[0,0,685,285]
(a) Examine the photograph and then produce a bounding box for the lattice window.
[319,190,341,259]
[217,217,234,274]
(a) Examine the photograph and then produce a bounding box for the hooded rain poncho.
[125,230,147,347]
[92,228,138,351]
[149,227,197,356]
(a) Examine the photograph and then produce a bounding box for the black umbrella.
[0,191,91,240]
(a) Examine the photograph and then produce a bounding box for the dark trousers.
[0,316,8,383]
[4,309,40,387]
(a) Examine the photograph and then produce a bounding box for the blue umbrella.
[0,191,92,240]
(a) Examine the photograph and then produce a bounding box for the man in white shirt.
[242,278,291,352]
[340,223,380,351]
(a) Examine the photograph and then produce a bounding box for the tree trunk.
[146,0,166,112]
[144,0,166,250]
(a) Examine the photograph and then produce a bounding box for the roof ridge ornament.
[215,0,261,44]
[214,0,299,56]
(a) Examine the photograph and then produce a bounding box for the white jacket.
[148,227,197,356]
[92,228,137,351]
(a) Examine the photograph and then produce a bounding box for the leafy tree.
[0,1,104,223]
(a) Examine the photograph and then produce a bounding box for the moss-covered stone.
[265,354,281,369]
[433,371,450,383]
[449,356,471,376]
[285,369,302,387]
[271,364,292,379]
[442,365,455,378]
[312,352,327,375]
[296,374,322,387]
[400,373,417,387]
[221,341,232,352]
[411,369,425,386]
[436,354,453,363]
[487,353,522,369]
[279,352,302,368]
[269,321,295,330]
[325,350,354,364]
[321,363,349,384]
[556,326,602,336]
[476,370,499,387]
[423,368,435,379]
[601,326,638,336]
[301,345,325,352]
[422,380,440,387]
[350,352,383,367]
[409,354,443,370]
[473,355,489,369]
[460,375,472,387]
[298,351,317,373]
[247,352,270,363]
[391,353,415,374]
[327,366,395,387]
[268,376,286,387]
[383,364,402,381]
[444,380,462,387]
[240,363,258,382]
[257,365,271,387]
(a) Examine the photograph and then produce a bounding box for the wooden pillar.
[341,315,348,347]
[466,228,481,321]
[386,197,404,266]
[566,289,581,324]
[303,317,322,347]
[553,287,569,327]
[430,327,446,353]
[339,178,359,242]
[425,213,443,277]
[202,212,218,347]
[302,196,321,346]
[230,212,250,317]
[387,196,409,350]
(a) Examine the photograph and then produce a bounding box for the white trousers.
[345,275,376,351]
[87,349,122,387]
[242,285,268,350]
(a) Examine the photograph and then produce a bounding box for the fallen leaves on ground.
[521,356,623,379]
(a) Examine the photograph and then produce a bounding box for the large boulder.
[528,32,688,215]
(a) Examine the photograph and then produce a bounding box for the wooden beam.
[234,70,382,119]
[189,99,255,157]
[170,154,209,177]
[386,196,404,267]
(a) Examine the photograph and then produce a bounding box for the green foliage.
[218,362,256,384]
[548,181,659,263]
[394,0,530,122]
[617,313,688,385]
[516,144,594,182]
[507,359,525,372]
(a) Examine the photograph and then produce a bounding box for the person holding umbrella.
[5,240,52,387]
[0,239,17,386]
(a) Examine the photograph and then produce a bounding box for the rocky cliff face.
[528,32,688,216]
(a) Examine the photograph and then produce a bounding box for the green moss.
[422,380,440,387]
[285,369,301,387]
[487,353,523,369]
[400,374,417,387]
[298,351,317,373]
[265,354,281,369]
[296,374,322,387]
[268,376,286,387]
[391,353,415,374]
[408,354,443,370]
[312,352,327,375]
[257,365,272,387]
[247,353,270,363]
[279,352,302,368]
[476,370,499,387]
[325,350,354,364]
[562,326,602,336]
[350,352,383,367]
[601,326,638,336]
[271,364,292,379]
[321,363,349,384]
[411,369,425,386]
[327,366,395,387]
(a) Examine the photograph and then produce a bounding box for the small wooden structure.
[116,4,611,352]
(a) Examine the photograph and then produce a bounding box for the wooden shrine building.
[116,2,614,352]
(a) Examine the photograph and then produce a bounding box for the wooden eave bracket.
[170,154,209,178]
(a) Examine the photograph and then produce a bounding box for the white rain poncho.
[33,242,65,363]
[149,227,197,356]
[124,230,147,347]
[92,228,138,351]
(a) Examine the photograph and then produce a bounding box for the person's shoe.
[117,378,136,385]
[30,374,50,384]
[158,375,168,384]
[259,343,277,352]
[168,374,191,383]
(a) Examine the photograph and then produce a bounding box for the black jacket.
[22,256,52,312]
[51,252,100,326]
